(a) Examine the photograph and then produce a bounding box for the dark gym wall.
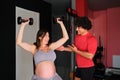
[1,0,51,80]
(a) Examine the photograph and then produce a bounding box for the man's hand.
[67,44,78,53]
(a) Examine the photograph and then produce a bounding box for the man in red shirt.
[57,16,98,80]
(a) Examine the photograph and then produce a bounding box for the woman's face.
[40,32,50,45]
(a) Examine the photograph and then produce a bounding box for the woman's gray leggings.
[31,73,62,80]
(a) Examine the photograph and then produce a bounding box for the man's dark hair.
[74,16,92,30]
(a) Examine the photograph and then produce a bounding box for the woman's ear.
[39,37,42,40]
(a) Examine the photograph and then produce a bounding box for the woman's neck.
[39,45,50,52]
[40,44,48,49]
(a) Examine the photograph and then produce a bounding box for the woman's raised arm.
[16,19,36,54]
[49,17,69,50]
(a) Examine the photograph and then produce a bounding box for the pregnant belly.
[35,61,56,79]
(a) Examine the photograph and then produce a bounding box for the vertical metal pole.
[70,17,75,72]
[70,0,76,73]
[69,1,76,80]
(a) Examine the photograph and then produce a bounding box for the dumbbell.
[17,16,33,25]
[53,16,66,24]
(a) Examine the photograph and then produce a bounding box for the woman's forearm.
[64,47,73,52]
[16,24,25,45]
[59,22,69,40]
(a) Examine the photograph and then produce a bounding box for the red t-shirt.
[74,32,97,68]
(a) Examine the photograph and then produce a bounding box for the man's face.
[76,26,85,35]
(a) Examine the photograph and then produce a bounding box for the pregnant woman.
[16,17,69,80]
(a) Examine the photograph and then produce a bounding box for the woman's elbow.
[66,35,69,40]
[16,40,21,46]
[65,37,69,42]
[62,36,69,43]
[66,37,69,40]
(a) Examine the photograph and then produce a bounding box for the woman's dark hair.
[74,16,92,30]
[33,29,49,49]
